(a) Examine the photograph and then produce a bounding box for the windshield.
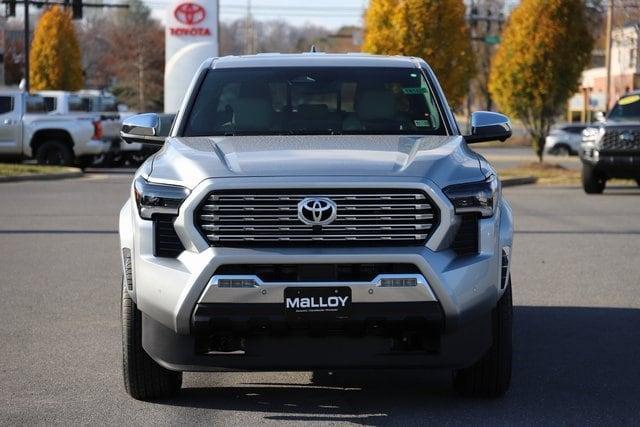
[608,94,640,122]
[184,67,445,136]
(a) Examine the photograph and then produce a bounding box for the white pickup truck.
[0,89,108,166]
[37,90,158,166]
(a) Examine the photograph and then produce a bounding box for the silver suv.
[119,54,514,400]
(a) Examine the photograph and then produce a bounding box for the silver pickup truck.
[0,89,108,166]
[119,54,514,400]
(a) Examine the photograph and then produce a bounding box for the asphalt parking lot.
[1,171,639,425]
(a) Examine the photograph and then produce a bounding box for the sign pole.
[23,0,29,92]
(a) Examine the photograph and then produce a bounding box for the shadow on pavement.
[156,306,640,424]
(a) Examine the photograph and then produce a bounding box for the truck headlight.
[443,175,500,218]
[133,176,190,219]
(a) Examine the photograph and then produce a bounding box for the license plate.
[284,287,351,321]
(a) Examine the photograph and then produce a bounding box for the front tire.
[122,280,182,400]
[582,164,606,194]
[453,282,512,398]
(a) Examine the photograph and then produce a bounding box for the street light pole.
[23,0,29,92]
[604,0,613,110]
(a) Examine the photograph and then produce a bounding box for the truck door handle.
[3,119,17,125]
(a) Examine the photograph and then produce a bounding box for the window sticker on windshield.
[414,120,430,127]
[619,95,640,106]
[403,87,427,95]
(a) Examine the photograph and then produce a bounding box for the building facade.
[570,24,640,121]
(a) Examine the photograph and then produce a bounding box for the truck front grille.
[599,129,640,152]
[195,189,439,246]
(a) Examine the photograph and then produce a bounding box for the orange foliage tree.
[30,5,84,91]
[489,0,593,161]
[363,0,475,107]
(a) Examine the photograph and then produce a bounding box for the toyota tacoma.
[119,54,514,400]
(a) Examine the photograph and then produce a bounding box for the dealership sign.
[165,0,219,113]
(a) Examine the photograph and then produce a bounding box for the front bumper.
[142,308,492,371]
[581,149,640,179]
[120,177,514,370]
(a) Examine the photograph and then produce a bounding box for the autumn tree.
[108,0,164,111]
[77,0,164,111]
[362,0,475,107]
[489,0,593,161]
[362,0,398,54]
[30,6,84,91]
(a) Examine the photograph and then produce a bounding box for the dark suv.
[581,92,640,193]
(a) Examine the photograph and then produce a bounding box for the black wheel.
[122,279,182,400]
[35,141,74,166]
[636,179,640,187]
[553,145,571,157]
[582,164,605,194]
[453,282,512,398]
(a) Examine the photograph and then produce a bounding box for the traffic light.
[6,0,16,17]
[72,0,82,19]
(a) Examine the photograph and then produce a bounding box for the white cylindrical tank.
[164,1,219,113]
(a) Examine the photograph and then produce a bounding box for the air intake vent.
[451,214,478,256]
[154,215,185,257]
[195,188,439,246]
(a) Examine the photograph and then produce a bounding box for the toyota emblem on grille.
[298,197,337,226]
[619,132,634,142]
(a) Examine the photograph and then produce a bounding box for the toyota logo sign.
[297,197,338,226]
[174,2,206,25]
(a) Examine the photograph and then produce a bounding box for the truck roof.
[0,88,24,95]
[211,53,425,69]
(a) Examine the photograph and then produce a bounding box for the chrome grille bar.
[195,188,439,246]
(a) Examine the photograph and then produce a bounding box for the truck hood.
[148,135,485,189]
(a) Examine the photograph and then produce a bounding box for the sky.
[145,0,370,30]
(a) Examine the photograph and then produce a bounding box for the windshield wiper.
[285,129,343,135]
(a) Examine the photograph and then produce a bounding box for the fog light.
[380,278,418,287]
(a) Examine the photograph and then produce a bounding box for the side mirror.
[120,113,165,144]
[464,111,512,144]
[594,111,605,123]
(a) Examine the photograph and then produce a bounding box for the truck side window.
[0,96,13,114]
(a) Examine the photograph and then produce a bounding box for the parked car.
[544,124,587,156]
[0,89,108,166]
[118,54,514,400]
[580,91,640,193]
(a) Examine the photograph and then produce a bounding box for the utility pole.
[244,0,253,55]
[605,0,614,110]
[23,0,29,92]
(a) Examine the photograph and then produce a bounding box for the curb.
[501,176,538,187]
[0,168,83,183]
